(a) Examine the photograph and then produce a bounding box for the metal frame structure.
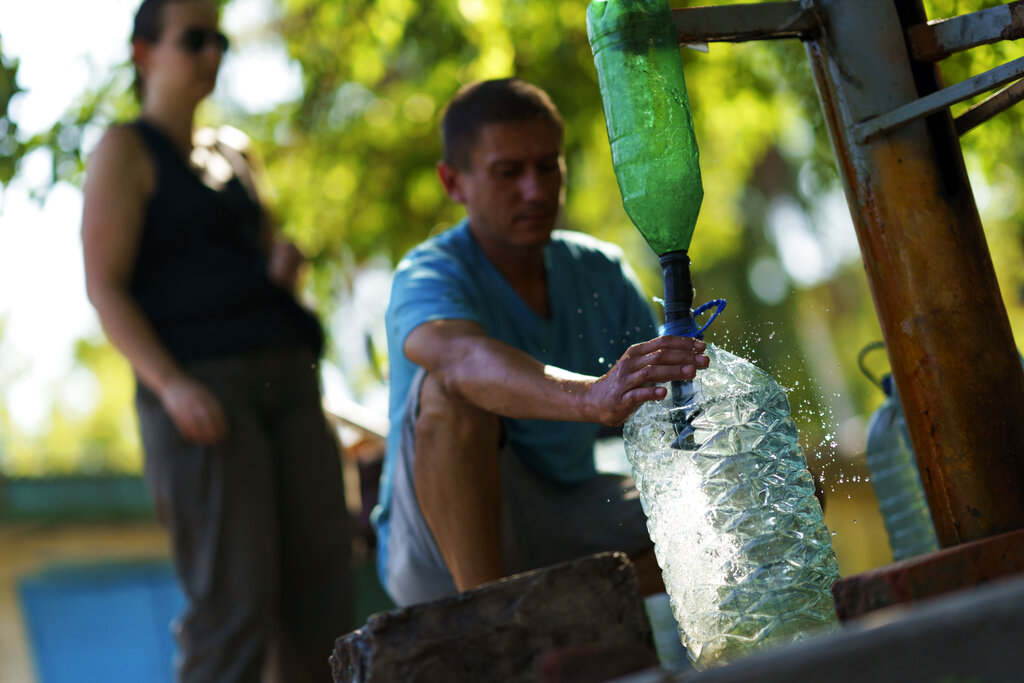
[673,0,1024,548]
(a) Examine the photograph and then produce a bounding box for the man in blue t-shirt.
[376,78,709,606]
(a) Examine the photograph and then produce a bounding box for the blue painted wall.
[18,561,184,683]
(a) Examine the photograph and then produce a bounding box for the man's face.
[439,119,565,252]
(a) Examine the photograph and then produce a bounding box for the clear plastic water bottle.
[858,342,940,561]
[865,374,940,561]
[625,344,840,670]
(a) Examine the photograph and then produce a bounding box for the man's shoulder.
[398,222,470,265]
[550,229,627,267]
[393,222,472,280]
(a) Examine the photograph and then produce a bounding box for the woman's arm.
[81,126,227,444]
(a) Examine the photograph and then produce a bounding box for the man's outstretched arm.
[404,319,709,426]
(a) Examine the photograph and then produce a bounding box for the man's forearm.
[432,335,598,422]
[405,319,707,427]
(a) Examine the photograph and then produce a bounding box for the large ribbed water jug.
[624,344,840,669]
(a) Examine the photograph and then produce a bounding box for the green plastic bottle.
[587,0,703,256]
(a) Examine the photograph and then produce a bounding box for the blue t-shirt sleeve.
[616,256,658,344]
[571,234,658,349]
[388,244,484,360]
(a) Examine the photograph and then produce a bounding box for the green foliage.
[933,0,1024,344]
[0,337,140,477]
[2,0,1022,551]
[263,0,613,265]
[0,37,25,186]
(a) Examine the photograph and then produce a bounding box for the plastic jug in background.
[859,342,941,561]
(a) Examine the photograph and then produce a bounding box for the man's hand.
[159,374,229,445]
[583,336,709,426]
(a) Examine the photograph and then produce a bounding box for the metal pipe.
[671,2,818,44]
[853,55,1024,142]
[805,0,1024,547]
[955,77,1024,135]
[907,1,1024,63]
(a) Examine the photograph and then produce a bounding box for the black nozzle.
[660,250,696,333]
[659,251,700,430]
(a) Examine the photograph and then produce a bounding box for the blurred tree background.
[1,0,1021,573]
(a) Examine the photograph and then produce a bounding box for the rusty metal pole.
[803,0,1024,547]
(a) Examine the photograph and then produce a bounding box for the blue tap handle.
[660,298,727,339]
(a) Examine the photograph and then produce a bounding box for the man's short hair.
[441,78,564,170]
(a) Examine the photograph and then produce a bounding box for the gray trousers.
[136,346,353,683]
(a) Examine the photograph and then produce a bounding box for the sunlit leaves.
[0,338,140,477]
[4,1,1024,479]
[0,39,24,186]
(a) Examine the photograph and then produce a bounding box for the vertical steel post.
[804,0,1024,547]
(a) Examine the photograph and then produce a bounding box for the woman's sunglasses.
[177,26,229,54]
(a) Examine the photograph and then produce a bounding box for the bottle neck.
[660,250,699,337]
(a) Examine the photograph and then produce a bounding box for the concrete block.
[331,551,657,682]
[536,643,660,683]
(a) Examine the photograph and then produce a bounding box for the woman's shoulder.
[196,125,253,160]
[94,122,148,157]
[551,229,627,266]
[198,125,265,199]
[86,123,154,192]
[214,125,251,150]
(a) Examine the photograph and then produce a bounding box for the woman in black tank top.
[81,2,352,680]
